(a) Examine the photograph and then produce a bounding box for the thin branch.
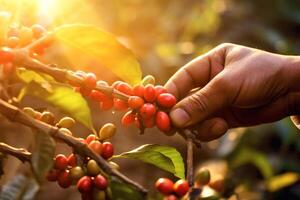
[0,142,31,162]
[0,99,147,194]
[184,130,194,187]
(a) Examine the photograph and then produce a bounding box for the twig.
[0,98,147,194]
[0,142,31,162]
[184,130,194,186]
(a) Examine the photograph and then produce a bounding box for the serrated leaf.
[114,144,185,179]
[109,177,144,200]
[0,175,39,200]
[54,24,142,85]
[31,131,55,183]
[19,82,94,130]
[17,69,53,92]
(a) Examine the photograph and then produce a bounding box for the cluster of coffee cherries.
[0,23,53,76]
[155,178,189,200]
[46,123,117,200]
[71,73,177,133]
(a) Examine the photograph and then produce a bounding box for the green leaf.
[113,144,185,179]
[0,175,39,200]
[230,147,273,179]
[266,172,300,192]
[109,177,145,200]
[17,69,53,92]
[54,24,142,85]
[31,131,56,183]
[19,82,94,130]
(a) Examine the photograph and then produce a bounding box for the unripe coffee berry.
[140,103,156,119]
[113,98,128,111]
[141,75,155,86]
[156,111,171,132]
[54,154,68,170]
[128,96,144,109]
[40,111,55,125]
[173,179,189,197]
[143,84,156,102]
[98,123,116,141]
[57,117,75,129]
[155,178,174,195]
[88,140,103,155]
[67,154,77,167]
[87,159,101,176]
[77,176,93,193]
[157,93,177,108]
[57,170,72,188]
[69,166,85,182]
[121,111,136,127]
[195,168,211,186]
[85,134,96,144]
[0,47,14,64]
[108,161,120,170]
[23,107,36,118]
[101,142,114,159]
[93,190,106,200]
[94,174,108,190]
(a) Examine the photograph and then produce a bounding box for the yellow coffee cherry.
[98,123,116,141]
[108,161,120,170]
[40,111,55,125]
[141,75,155,86]
[93,190,105,200]
[23,107,36,118]
[19,26,33,46]
[57,117,75,129]
[87,159,101,176]
[59,128,73,136]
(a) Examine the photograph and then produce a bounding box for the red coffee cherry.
[143,117,155,128]
[111,80,122,88]
[77,176,93,193]
[164,195,178,200]
[115,82,133,95]
[156,111,171,132]
[101,142,114,159]
[157,93,177,108]
[144,84,156,102]
[128,96,144,109]
[100,97,113,111]
[88,140,103,155]
[85,134,96,145]
[46,169,59,182]
[94,174,108,190]
[121,111,136,127]
[67,154,77,167]
[83,73,97,90]
[173,179,189,197]
[57,170,72,188]
[133,85,144,97]
[155,178,174,195]
[113,98,128,111]
[140,103,156,119]
[90,90,107,102]
[79,87,92,97]
[0,47,14,64]
[54,154,68,170]
[155,85,167,96]
[31,24,46,38]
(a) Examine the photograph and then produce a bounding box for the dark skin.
[165,43,300,141]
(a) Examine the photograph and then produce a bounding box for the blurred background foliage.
[1,0,300,199]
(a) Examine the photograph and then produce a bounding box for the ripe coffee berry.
[140,103,156,119]
[157,93,177,108]
[144,84,156,102]
[85,134,96,145]
[57,170,72,188]
[31,24,46,38]
[94,175,108,190]
[54,154,68,170]
[121,111,136,127]
[115,82,133,95]
[67,154,77,167]
[88,140,103,155]
[101,142,114,159]
[143,117,155,128]
[156,111,171,132]
[83,73,97,90]
[133,85,144,97]
[77,176,93,193]
[173,179,189,197]
[113,98,128,111]
[0,47,14,64]
[155,178,174,195]
[100,98,113,111]
[128,96,144,109]
[164,195,178,200]
[46,169,59,182]
[155,85,167,96]
[90,90,106,102]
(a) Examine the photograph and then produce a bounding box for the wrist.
[283,55,300,92]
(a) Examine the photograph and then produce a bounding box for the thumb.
[169,78,229,127]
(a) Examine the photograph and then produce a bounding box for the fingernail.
[170,108,190,127]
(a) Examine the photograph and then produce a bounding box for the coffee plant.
[0,11,229,200]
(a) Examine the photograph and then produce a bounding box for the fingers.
[170,75,229,127]
[290,115,300,129]
[164,44,228,99]
[194,118,228,141]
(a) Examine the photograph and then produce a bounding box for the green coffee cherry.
[23,107,36,118]
[93,190,106,200]
[141,75,155,86]
[57,117,75,129]
[40,111,55,125]
[87,159,101,176]
[195,168,211,186]
[98,123,116,141]
[108,161,120,170]
[69,166,85,182]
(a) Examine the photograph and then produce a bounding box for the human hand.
[165,43,300,141]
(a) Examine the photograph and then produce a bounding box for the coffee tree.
[0,12,227,200]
